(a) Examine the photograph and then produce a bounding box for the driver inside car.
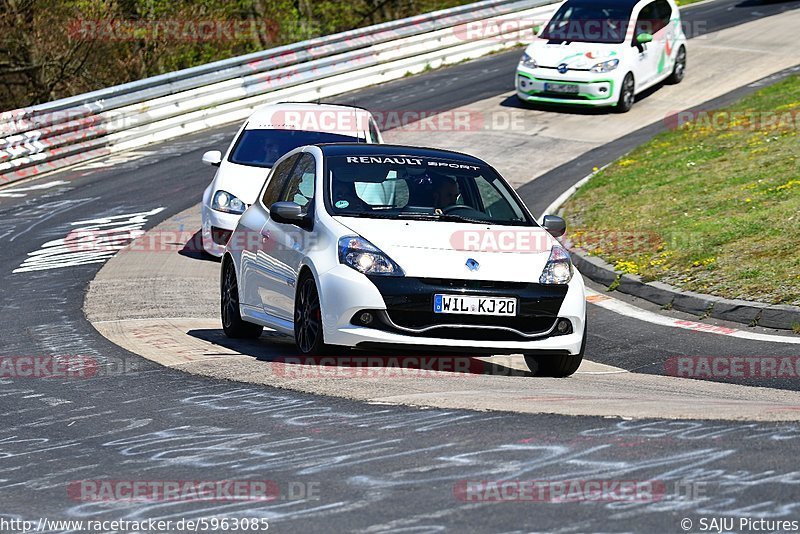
[431,176,460,214]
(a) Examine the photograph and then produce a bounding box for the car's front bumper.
[201,203,242,257]
[516,67,618,106]
[318,264,586,355]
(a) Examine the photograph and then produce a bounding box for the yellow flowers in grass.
[775,180,800,192]
[614,260,640,275]
[692,258,716,268]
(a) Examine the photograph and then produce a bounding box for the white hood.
[525,41,619,69]
[212,162,272,205]
[335,217,558,283]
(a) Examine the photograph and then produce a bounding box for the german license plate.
[545,82,579,94]
[434,294,517,316]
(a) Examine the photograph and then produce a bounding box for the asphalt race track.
[2,0,800,532]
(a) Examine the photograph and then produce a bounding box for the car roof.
[244,102,373,135]
[315,143,488,166]
[561,0,640,7]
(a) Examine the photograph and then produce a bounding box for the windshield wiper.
[435,213,492,224]
[336,212,511,225]
[336,212,396,219]
[399,212,493,224]
[395,212,440,220]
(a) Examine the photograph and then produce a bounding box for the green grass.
[562,74,800,306]
[676,0,706,5]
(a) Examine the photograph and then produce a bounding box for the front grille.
[540,92,590,101]
[387,310,552,331]
[539,66,591,72]
[395,326,548,342]
[364,276,568,341]
[384,311,557,341]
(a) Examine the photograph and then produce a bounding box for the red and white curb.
[586,289,800,345]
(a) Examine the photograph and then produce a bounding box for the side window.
[655,0,673,31]
[368,118,382,143]
[280,153,316,208]
[633,1,658,41]
[262,154,300,208]
[474,175,526,221]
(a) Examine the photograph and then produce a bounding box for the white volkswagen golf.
[516,0,687,112]
[221,144,587,377]
[200,102,383,256]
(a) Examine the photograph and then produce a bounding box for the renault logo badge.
[466,258,480,272]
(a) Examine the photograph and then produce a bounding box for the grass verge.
[562,74,800,306]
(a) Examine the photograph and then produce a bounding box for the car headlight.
[540,244,573,285]
[519,52,538,69]
[590,59,619,73]
[212,190,246,214]
[338,236,404,277]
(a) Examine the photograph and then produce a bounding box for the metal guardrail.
[0,0,559,185]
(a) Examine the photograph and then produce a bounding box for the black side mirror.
[270,201,312,229]
[542,215,567,238]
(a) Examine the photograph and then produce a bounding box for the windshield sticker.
[427,161,481,171]
[346,156,423,165]
[335,200,350,209]
[344,156,480,171]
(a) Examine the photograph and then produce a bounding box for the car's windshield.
[541,1,634,44]
[326,155,533,226]
[230,129,363,168]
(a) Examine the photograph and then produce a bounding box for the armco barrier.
[0,0,559,185]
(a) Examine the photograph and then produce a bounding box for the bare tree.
[0,0,97,109]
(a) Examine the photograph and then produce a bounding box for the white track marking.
[13,207,165,273]
[0,180,69,198]
[73,151,155,170]
[586,289,800,345]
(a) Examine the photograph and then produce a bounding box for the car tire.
[615,73,635,113]
[221,258,263,339]
[524,322,587,378]
[666,46,686,85]
[294,274,329,356]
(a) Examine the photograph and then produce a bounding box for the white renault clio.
[221,144,587,377]
[200,103,383,256]
[516,0,687,112]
